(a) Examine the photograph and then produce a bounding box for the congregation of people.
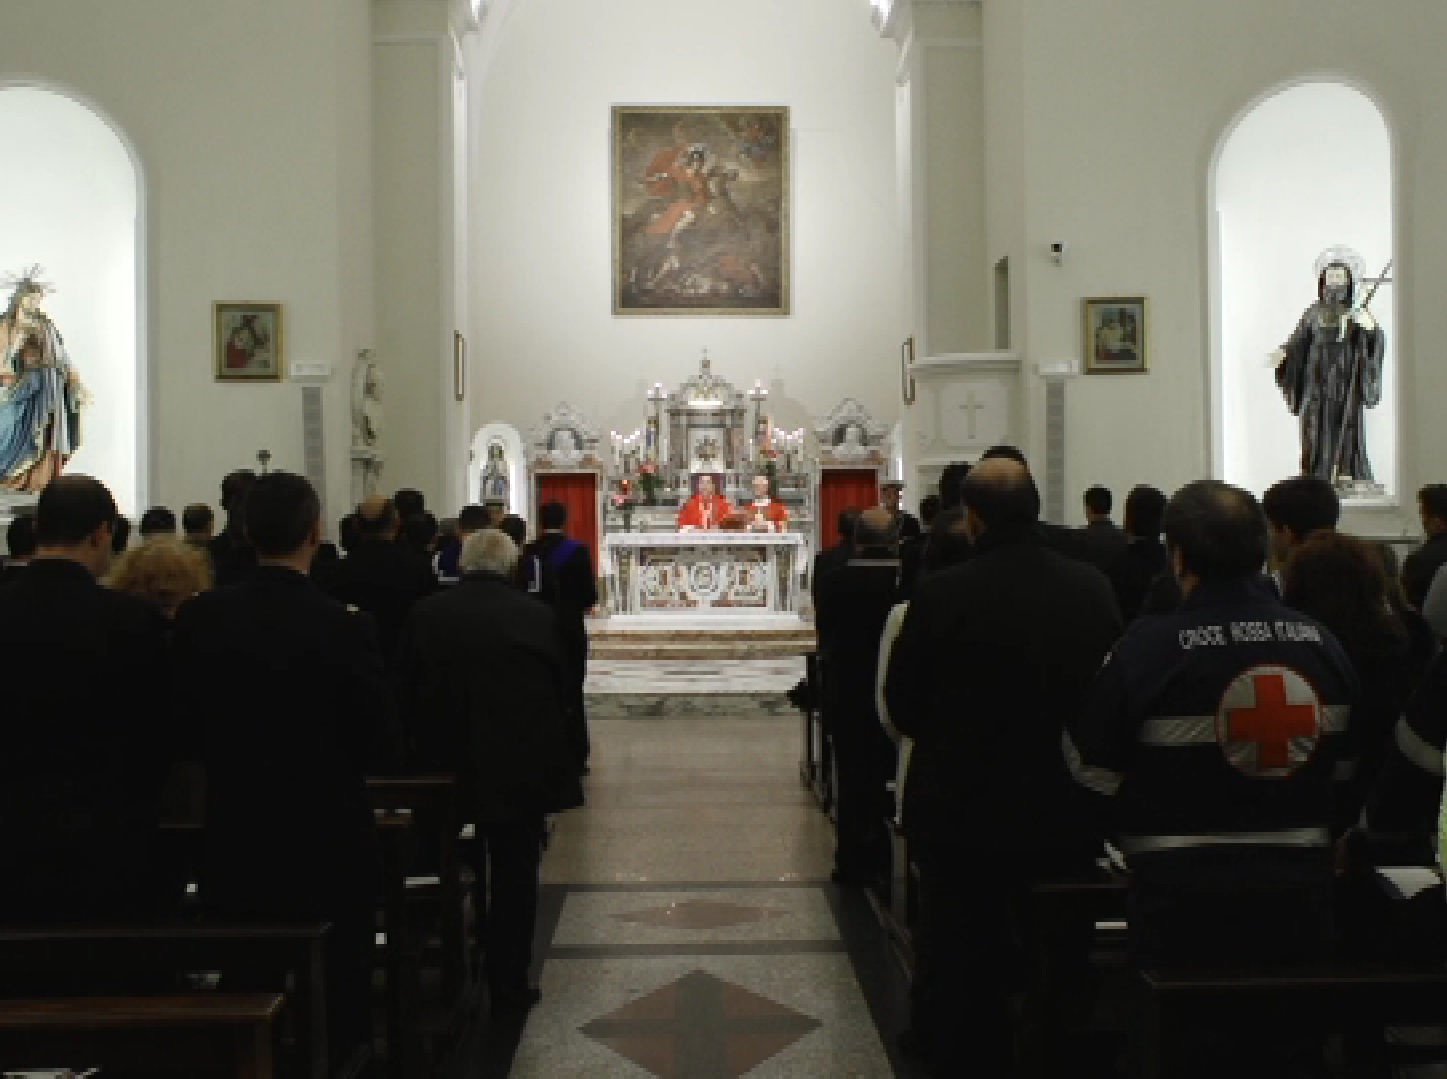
[5,453,1447,1075]
[810,451,1447,1077]
[0,471,592,1070]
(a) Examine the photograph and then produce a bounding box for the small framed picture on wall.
[215,302,283,382]
[1082,296,1147,374]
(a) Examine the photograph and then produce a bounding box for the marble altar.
[604,532,804,619]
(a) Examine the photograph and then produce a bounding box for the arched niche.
[467,422,526,517]
[1210,81,1396,500]
[0,84,144,513]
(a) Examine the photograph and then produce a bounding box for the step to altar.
[586,615,816,661]
[585,658,806,719]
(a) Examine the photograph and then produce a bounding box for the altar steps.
[586,625,816,662]
[585,657,807,720]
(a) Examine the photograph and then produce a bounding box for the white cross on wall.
[958,390,986,441]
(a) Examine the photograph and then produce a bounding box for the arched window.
[1212,82,1395,500]
[0,85,142,512]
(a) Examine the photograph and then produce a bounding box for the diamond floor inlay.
[613,900,787,931]
[579,969,822,1079]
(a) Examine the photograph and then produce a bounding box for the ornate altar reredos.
[528,403,602,469]
[665,356,751,475]
[596,354,814,530]
[814,398,886,466]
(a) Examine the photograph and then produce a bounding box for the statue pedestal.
[351,447,382,506]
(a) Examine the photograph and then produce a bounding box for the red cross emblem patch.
[1215,665,1322,778]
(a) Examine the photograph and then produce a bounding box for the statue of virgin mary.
[0,268,88,492]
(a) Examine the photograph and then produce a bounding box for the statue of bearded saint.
[1273,249,1386,485]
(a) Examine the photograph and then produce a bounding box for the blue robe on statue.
[0,316,84,492]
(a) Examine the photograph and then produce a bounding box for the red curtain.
[536,472,600,568]
[819,469,879,549]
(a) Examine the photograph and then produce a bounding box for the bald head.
[961,457,1040,538]
[356,495,399,539]
[853,506,898,551]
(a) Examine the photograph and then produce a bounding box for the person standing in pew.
[173,472,391,1068]
[814,507,902,887]
[1065,480,1359,1079]
[398,528,583,1018]
[884,457,1122,1075]
[1103,484,1168,622]
[314,494,436,671]
[207,469,257,587]
[0,476,174,922]
[522,501,598,774]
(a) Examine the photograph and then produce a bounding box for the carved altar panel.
[815,398,886,465]
[604,532,803,617]
[528,402,602,468]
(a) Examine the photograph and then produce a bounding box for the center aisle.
[470,714,912,1078]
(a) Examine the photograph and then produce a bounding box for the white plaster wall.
[988,0,1447,535]
[468,0,902,448]
[0,87,138,512]
[0,0,372,527]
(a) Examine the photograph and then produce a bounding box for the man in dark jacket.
[1066,481,1358,1078]
[314,494,435,666]
[811,507,859,606]
[0,476,172,922]
[884,457,1122,1073]
[400,528,584,1016]
[1078,485,1129,570]
[814,507,901,885]
[1105,484,1168,620]
[1403,483,1447,610]
[206,469,258,587]
[174,472,390,1065]
[523,501,598,771]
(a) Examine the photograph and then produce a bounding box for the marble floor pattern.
[460,714,912,1078]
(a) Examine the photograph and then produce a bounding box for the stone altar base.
[585,657,806,720]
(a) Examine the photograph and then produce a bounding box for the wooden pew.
[1133,961,1447,1079]
[367,775,470,1006]
[1021,861,1129,1078]
[0,993,284,1077]
[374,814,422,1079]
[0,922,330,1078]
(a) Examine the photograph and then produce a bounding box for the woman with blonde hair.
[107,536,211,618]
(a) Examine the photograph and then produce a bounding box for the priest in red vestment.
[677,474,732,530]
[744,474,789,532]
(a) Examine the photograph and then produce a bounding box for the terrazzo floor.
[458,715,914,1078]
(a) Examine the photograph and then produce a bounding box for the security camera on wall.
[1049,241,1069,266]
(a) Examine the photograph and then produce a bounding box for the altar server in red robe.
[677,474,732,530]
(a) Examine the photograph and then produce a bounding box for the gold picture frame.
[1083,296,1147,374]
[215,302,284,382]
[613,105,791,317]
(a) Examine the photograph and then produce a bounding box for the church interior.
[5,0,1447,1075]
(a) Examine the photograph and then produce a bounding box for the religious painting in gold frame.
[215,302,284,382]
[613,105,790,317]
[1082,296,1148,374]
